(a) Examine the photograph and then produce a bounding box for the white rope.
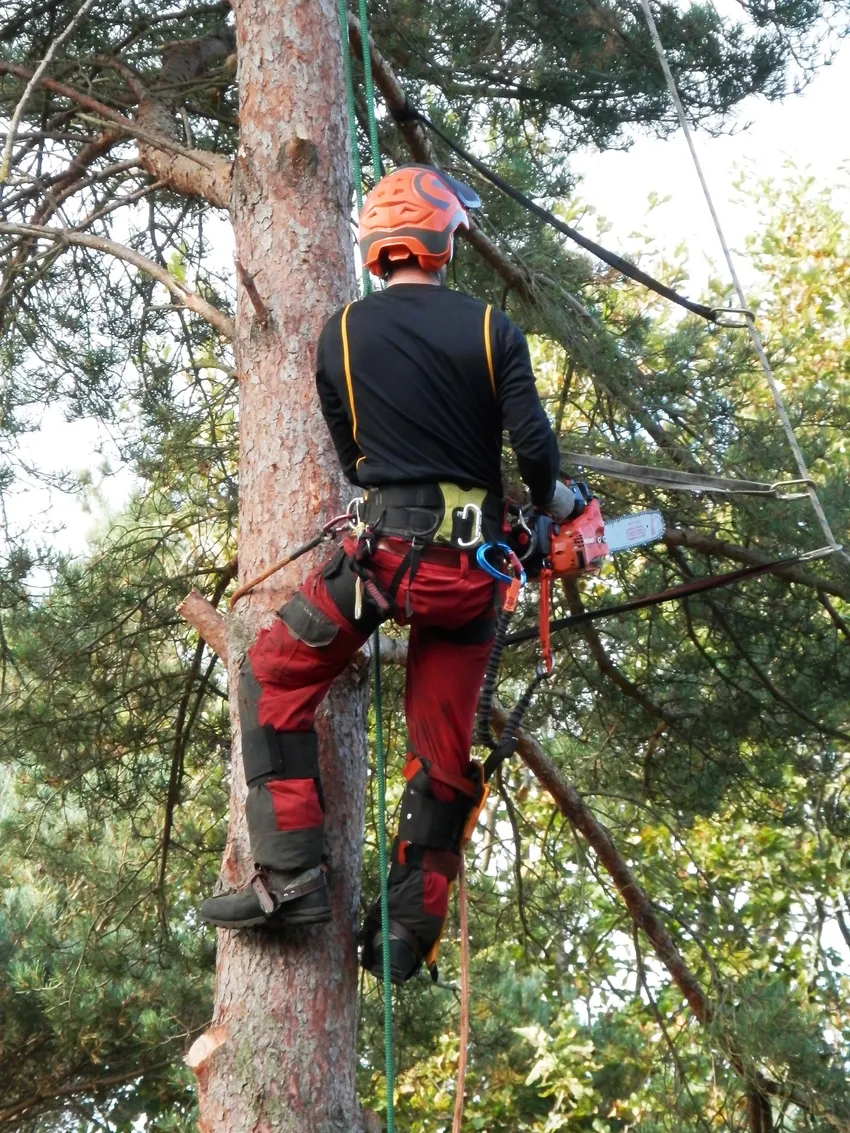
[638,0,847,565]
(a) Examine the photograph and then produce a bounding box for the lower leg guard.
[239,657,325,871]
[360,757,485,982]
[201,658,333,931]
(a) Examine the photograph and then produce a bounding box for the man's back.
[316,284,558,505]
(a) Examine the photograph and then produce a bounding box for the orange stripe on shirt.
[484,304,496,396]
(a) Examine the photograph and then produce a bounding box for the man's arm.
[316,323,362,485]
[493,313,561,508]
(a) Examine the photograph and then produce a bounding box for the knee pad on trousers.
[239,658,321,786]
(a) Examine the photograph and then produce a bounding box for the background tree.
[1,0,849,1129]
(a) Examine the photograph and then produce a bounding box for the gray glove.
[548,480,578,520]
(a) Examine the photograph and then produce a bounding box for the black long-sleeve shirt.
[315,283,559,507]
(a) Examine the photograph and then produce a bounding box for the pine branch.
[665,528,850,602]
[177,588,229,662]
[562,577,678,723]
[159,565,235,887]
[0,222,234,338]
[0,61,232,207]
[0,0,99,183]
[0,1060,173,1127]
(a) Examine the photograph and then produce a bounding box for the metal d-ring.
[769,477,817,501]
[710,306,755,329]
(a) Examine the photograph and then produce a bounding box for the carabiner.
[456,502,483,549]
[476,542,527,586]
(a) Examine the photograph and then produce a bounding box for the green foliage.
[1,0,850,1127]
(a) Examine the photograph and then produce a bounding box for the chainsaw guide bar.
[603,510,666,555]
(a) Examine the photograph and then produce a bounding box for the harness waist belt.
[362,482,503,546]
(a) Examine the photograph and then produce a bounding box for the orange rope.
[228,531,327,609]
[452,856,470,1133]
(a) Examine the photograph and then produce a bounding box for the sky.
[569,35,850,293]
[7,30,850,562]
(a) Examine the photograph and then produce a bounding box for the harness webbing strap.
[560,452,815,499]
[389,99,717,324]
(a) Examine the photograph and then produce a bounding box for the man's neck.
[386,265,442,287]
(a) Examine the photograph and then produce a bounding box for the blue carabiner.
[476,542,527,586]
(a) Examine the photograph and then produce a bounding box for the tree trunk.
[189,3,368,1130]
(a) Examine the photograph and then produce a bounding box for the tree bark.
[188,3,368,1130]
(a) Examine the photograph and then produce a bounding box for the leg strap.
[239,659,321,786]
[245,730,320,787]
[396,757,487,879]
[250,865,327,914]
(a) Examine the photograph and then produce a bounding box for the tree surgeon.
[201,165,582,983]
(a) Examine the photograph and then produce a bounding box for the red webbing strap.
[539,568,553,674]
[403,754,479,798]
[505,550,820,647]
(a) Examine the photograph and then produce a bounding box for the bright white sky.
[570,35,850,291]
[8,33,850,563]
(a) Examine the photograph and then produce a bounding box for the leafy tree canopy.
[0,0,849,1128]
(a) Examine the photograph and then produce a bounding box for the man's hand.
[548,480,588,520]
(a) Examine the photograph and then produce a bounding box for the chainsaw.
[509,482,665,580]
[476,482,666,676]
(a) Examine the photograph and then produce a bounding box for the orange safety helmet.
[359,164,481,277]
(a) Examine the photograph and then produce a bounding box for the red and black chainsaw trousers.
[239,535,497,961]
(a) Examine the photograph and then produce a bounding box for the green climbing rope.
[339,0,365,205]
[337,3,396,1128]
[357,0,382,184]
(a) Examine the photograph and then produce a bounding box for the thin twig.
[0,0,99,184]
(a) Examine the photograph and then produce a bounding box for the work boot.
[361,920,424,985]
[200,865,330,929]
